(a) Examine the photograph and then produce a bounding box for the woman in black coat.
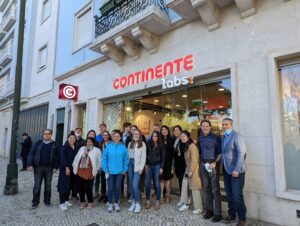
[172,125,186,196]
[57,133,78,211]
[160,125,174,203]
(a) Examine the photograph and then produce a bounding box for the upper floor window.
[73,4,92,51]
[41,0,51,23]
[38,45,47,71]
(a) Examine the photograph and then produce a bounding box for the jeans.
[223,172,247,220]
[32,166,53,205]
[77,176,94,203]
[128,159,142,202]
[200,164,222,215]
[145,164,161,201]
[94,172,101,194]
[108,174,122,204]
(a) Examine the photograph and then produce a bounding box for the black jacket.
[146,142,166,168]
[27,140,60,169]
[60,143,78,170]
[20,136,32,158]
[76,137,85,149]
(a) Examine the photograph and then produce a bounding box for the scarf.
[79,146,93,169]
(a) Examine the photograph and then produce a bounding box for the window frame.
[72,1,93,53]
[268,48,300,201]
[37,44,48,72]
[41,0,51,24]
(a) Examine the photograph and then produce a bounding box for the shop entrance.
[103,77,232,140]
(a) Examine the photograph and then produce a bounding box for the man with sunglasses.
[27,129,60,209]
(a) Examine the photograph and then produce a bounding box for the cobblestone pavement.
[0,158,276,226]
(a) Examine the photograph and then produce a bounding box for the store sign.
[113,54,195,90]
[58,84,79,101]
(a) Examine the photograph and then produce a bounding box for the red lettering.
[146,68,155,80]
[163,61,174,76]
[113,79,120,89]
[155,64,163,78]
[184,54,194,71]
[173,58,183,73]
[135,71,141,83]
[142,70,146,82]
[128,74,135,86]
[120,76,127,88]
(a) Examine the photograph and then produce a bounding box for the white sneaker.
[177,201,184,208]
[59,203,68,211]
[128,203,135,212]
[107,203,113,213]
[178,204,189,212]
[114,203,120,212]
[134,203,141,213]
[193,209,203,215]
[65,201,72,207]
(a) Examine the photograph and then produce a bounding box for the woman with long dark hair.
[127,129,146,213]
[73,137,101,209]
[177,131,203,215]
[57,133,79,211]
[160,125,173,203]
[145,131,166,210]
[98,131,111,203]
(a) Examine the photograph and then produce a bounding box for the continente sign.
[113,54,194,90]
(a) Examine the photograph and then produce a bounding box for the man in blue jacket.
[27,129,60,209]
[221,118,247,226]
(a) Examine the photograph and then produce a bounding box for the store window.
[103,77,232,140]
[279,63,300,191]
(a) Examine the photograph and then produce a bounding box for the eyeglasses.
[43,133,51,135]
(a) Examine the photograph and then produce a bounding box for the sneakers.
[107,203,113,213]
[178,204,189,212]
[114,203,120,212]
[128,203,135,212]
[176,201,184,208]
[193,209,203,215]
[31,204,38,209]
[134,203,141,213]
[59,203,68,211]
[65,201,72,207]
[211,215,222,223]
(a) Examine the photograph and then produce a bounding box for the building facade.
[52,0,300,225]
[0,0,59,157]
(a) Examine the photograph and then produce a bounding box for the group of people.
[23,118,247,226]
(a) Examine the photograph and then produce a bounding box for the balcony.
[0,77,14,100]
[0,3,16,32]
[0,39,13,67]
[0,29,6,40]
[0,0,9,12]
[90,0,171,65]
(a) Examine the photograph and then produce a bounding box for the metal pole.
[4,0,26,195]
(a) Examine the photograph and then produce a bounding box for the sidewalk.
[0,158,278,226]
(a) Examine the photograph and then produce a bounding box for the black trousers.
[32,166,53,205]
[59,193,70,204]
[77,176,94,203]
[70,171,78,198]
[100,171,107,195]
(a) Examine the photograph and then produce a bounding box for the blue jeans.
[224,172,247,220]
[108,174,122,204]
[128,159,141,202]
[145,164,161,201]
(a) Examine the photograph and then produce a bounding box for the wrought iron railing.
[95,0,168,38]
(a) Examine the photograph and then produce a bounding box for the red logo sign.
[59,84,78,101]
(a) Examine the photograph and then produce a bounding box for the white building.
[52,0,300,225]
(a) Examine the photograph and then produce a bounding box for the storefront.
[53,1,300,224]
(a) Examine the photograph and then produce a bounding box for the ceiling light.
[139,109,142,112]
[126,107,131,111]
[154,99,159,103]
[182,94,188,98]
[193,108,197,111]
[203,101,208,104]
[154,112,157,115]
[175,104,180,107]
[219,106,223,108]
[218,88,225,91]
